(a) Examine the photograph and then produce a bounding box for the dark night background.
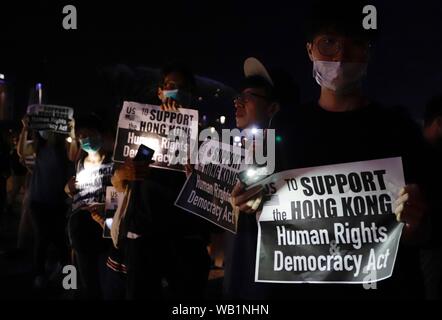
[1,0,442,124]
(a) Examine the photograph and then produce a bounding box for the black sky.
[1,0,442,121]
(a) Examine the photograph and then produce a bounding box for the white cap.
[243,57,274,86]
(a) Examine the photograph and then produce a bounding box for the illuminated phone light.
[210,127,216,134]
[66,137,73,143]
[105,218,113,229]
[234,136,241,143]
[251,127,258,135]
[220,116,226,125]
[247,168,257,177]
[0,73,4,80]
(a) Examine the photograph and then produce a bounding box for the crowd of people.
[0,1,442,300]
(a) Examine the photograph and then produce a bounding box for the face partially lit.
[76,128,99,141]
[234,87,277,130]
[157,72,187,101]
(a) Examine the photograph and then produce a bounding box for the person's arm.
[91,211,105,229]
[64,176,78,197]
[111,159,150,192]
[17,116,35,159]
[111,167,129,193]
[230,181,264,214]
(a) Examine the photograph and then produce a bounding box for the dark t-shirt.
[29,144,72,206]
[225,102,435,299]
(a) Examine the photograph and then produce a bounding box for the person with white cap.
[224,57,297,299]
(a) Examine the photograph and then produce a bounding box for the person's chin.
[235,117,246,129]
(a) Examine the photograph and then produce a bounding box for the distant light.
[276,135,283,143]
[198,97,203,102]
[66,137,73,143]
[36,83,42,90]
[220,116,226,125]
[234,136,241,143]
[0,74,4,80]
[251,127,258,135]
[210,127,216,134]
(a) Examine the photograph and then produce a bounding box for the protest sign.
[72,163,114,212]
[103,186,123,239]
[113,101,198,172]
[255,157,405,284]
[27,104,74,134]
[175,140,246,233]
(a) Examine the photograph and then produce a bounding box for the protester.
[17,115,74,288]
[65,114,114,299]
[229,0,437,299]
[420,96,442,299]
[112,62,211,299]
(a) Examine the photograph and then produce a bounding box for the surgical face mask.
[80,136,102,153]
[161,89,179,102]
[313,61,367,93]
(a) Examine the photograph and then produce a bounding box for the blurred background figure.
[421,95,442,300]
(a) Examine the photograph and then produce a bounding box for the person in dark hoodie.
[420,96,442,299]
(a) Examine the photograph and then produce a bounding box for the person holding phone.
[229,0,436,299]
[65,113,113,299]
[224,58,297,299]
[111,62,211,300]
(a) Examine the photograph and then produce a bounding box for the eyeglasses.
[314,35,371,58]
[234,92,270,104]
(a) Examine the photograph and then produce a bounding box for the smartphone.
[133,144,155,162]
[238,165,270,188]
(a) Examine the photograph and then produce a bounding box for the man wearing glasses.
[224,58,297,299]
[230,1,436,299]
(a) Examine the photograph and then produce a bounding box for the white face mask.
[313,61,367,94]
[161,89,179,102]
